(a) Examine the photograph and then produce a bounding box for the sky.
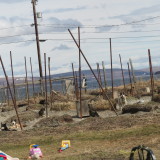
[0,0,160,77]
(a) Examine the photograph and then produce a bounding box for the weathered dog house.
[76,99,90,118]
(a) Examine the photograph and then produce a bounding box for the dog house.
[76,100,90,118]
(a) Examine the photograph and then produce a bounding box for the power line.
[0,39,35,45]
[0,24,31,30]
[39,16,160,28]
[1,37,160,45]
[0,15,159,31]
[1,32,160,40]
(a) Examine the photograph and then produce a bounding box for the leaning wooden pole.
[148,49,154,99]
[97,63,102,86]
[24,57,30,106]
[97,63,102,91]
[119,54,126,91]
[68,29,118,115]
[44,53,48,117]
[0,56,23,130]
[109,38,114,98]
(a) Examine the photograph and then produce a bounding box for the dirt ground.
[0,91,160,160]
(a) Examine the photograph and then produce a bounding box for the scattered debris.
[129,145,156,160]
[29,144,43,159]
[59,140,71,152]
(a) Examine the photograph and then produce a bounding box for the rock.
[50,120,59,127]
[122,104,152,114]
[63,114,73,122]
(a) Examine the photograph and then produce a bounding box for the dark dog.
[39,108,45,117]
[1,123,10,131]
[89,109,99,117]
[88,104,99,117]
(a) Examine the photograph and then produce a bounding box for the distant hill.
[51,68,149,80]
[0,68,150,86]
[140,66,160,73]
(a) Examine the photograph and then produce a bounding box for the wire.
[39,16,160,28]
[1,36,160,46]
[1,29,160,39]
[0,15,159,31]
[1,33,160,40]
[82,29,160,34]
[0,39,35,45]
[0,24,31,30]
[78,39,160,44]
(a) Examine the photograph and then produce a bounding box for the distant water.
[0,74,159,103]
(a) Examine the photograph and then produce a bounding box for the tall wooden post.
[48,57,53,107]
[44,53,48,117]
[119,54,126,90]
[24,57,30,106]
[110,38,114,98]
[127,62,133,94]
[78,27,82,118]
[102,61,107,90]
[10,51,16,106]
[148,49,154,99]
[30,57,36,103]
[0,56,23,130]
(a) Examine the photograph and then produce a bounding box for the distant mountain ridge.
[52,68,149,80]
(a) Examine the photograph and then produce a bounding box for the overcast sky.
[0,0,160,77]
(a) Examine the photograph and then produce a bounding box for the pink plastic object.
[29,147,43,157]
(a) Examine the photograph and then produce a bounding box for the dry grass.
[50,102,76,111]
[152,94,160,102]
[89,97,115,111]
[1,123,160,160]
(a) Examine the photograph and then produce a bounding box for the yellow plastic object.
[61,140,71,147]
[30,144,36,149]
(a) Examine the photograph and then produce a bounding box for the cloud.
[18,40,35,47]
[0,0,26,3]
[127,5,160,16]
[44,6,87,14]
[95,25,119,32]
[40,17,82,32]
[110,5,160,26]
[0,16,82,47]
[51,44,73,51]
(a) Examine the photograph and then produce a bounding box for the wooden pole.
[102,61,107,90]
[68,29,118,115]
[78,27,82,118]
[30,57,36,103]
[6,79,10,106]
[119,54,126,90]
[24,57,30,106]
[109,38,114,98]
[44,53,48,117]
[0,56,23,130]
[71,63,79,100]
[127,62,133,94]
[48,57,53,107]
[10,51,17,106]
[148,49,154,99]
